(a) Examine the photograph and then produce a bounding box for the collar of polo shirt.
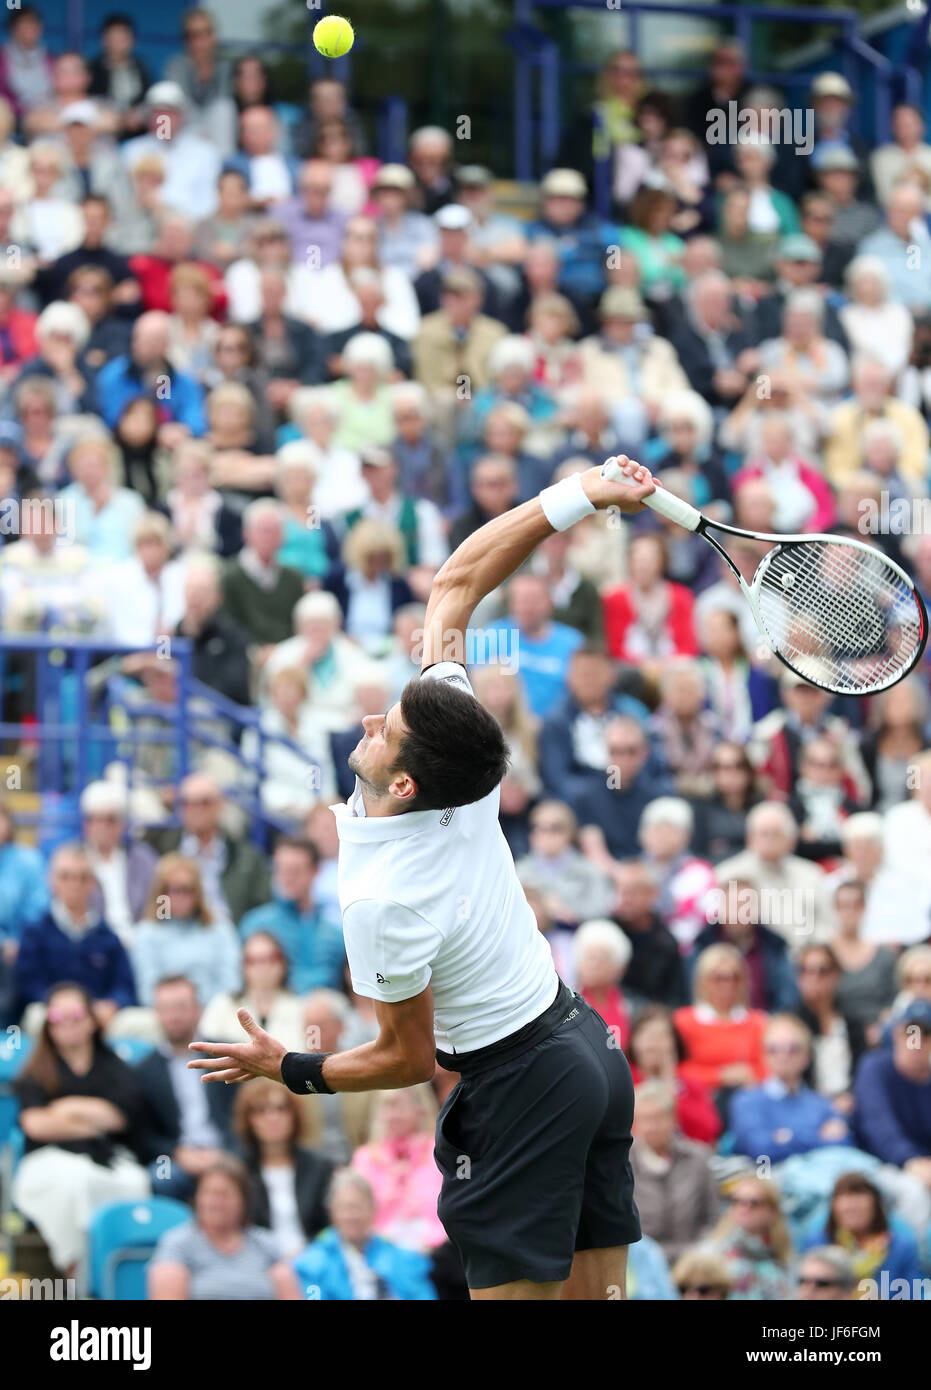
[330,789,450,841]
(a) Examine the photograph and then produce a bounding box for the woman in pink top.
[350,1086,446,1252]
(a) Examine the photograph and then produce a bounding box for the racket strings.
[756,540,924,694]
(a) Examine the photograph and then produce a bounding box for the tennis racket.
[601,456,928,696]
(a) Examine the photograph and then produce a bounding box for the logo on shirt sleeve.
[376,972,391,984]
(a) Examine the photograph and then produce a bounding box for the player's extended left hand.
[581,455,657,512]
[188,1008,288,1084]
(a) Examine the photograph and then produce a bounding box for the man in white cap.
[122,80,221,220]
[413,203,502,319]
[57,100,129,214]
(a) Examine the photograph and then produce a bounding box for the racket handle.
[601,457,702,532]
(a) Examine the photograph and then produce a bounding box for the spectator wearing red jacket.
[0,275,36,381]
[628,1004,722,1146]
[603,531,697,676]
[130,211,227,318]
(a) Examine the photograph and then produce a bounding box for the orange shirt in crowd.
[672,1004,768,1090]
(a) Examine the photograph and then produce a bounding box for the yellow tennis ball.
[313,15,354,59]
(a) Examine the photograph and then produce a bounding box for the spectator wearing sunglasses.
[793,942,869,1109]
[672,1248,733,1300]
[795,1245,857,1300]
[131,854,241,1008]
[673,944,768,1110]
[689,741,765,865]
[800,1173,925,1299]
[729,1014,849,1163]
[706,1175,793,1301]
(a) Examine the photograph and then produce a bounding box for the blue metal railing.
[0,636,322,850]
[510,0,928,201]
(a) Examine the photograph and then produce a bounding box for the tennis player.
[189,456,655,1300]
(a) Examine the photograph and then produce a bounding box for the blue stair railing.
[0,636,322,851]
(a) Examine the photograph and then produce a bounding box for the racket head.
[747,534,928,696]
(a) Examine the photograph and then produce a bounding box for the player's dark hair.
[396,677,509,811]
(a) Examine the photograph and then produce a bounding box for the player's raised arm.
[419,456,655,671]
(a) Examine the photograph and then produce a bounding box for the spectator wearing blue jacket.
[802,1172,927,1300]
[853,1002,931,1180]
[95,310,206,436]
[294,1170,437,1301]
[14,844,136,1025]
[0,799,48,1025]
[239,838,345,995]
[730,1014,850,1164]
[525,168,616,308]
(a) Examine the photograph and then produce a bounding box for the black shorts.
[433,987,641,1289]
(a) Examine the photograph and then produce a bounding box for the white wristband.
[539,474,596,532]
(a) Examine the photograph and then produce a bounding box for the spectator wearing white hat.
[122,80,222,221]
[55,101,129,218]
[413,202,503,320]
[80,780,159,945]
[803,72,874,200]
[371,163,438,278]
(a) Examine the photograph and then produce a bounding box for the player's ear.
[388,769,418,803]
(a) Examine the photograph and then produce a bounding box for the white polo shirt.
[331,662,559,1054]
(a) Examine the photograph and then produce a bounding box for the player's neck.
[358,785,410,818]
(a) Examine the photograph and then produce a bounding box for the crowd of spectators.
[0,10,930,1300]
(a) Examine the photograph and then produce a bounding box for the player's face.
[348,701,406,793]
